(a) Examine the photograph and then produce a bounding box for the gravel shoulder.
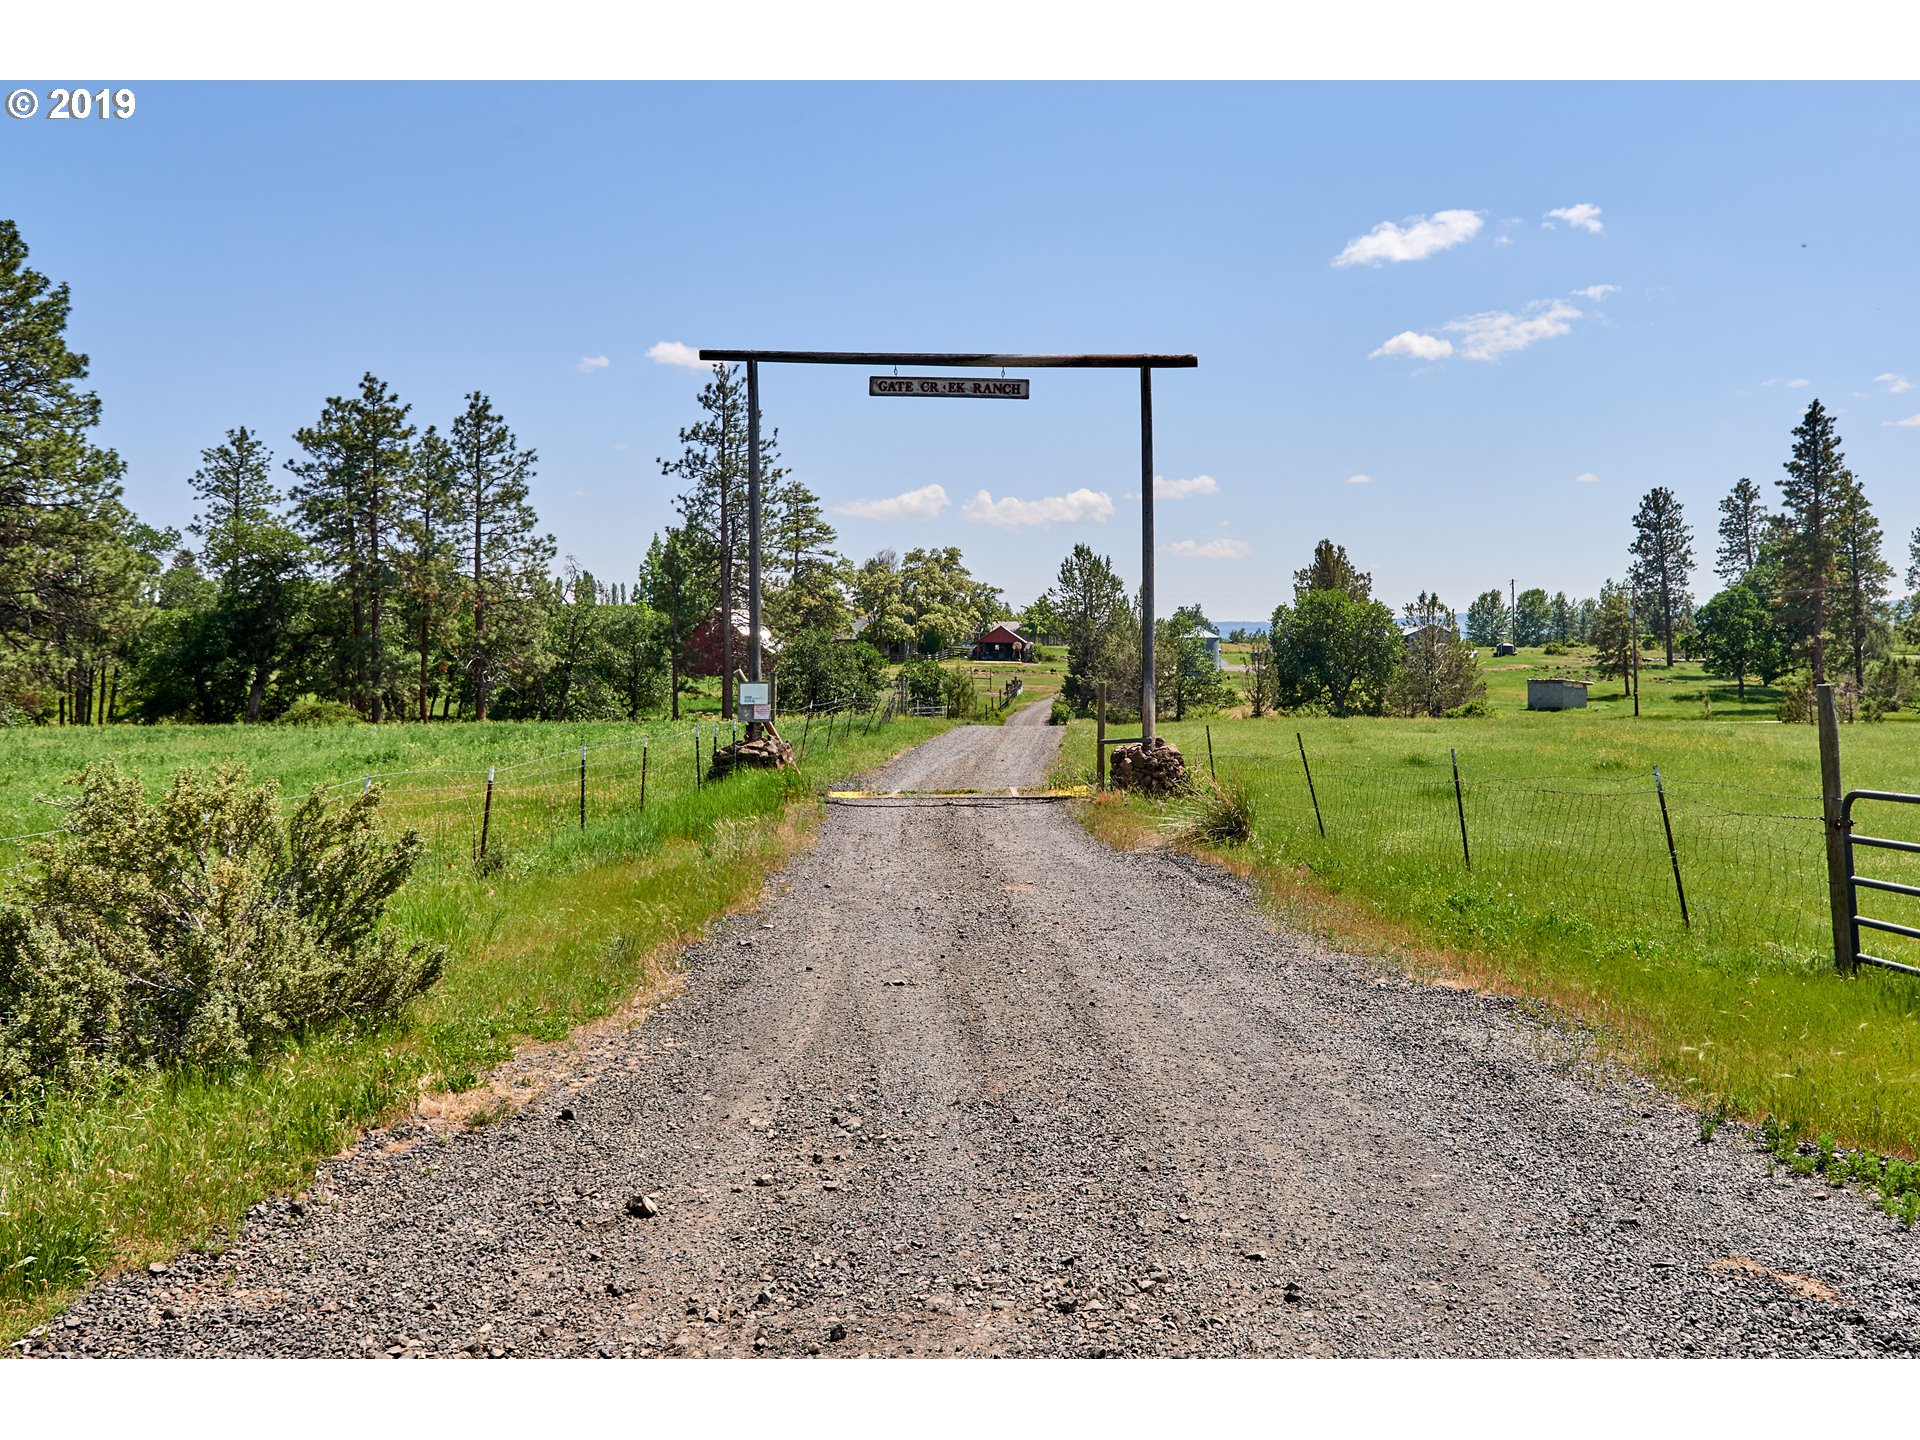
[25,722,1920,1357]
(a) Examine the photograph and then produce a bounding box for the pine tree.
[1464,589,1507,647]
[1292,539,1371,602]
[1627,486,1694,666]
[450,392,551,721]
[639,527,715,720]
[1831,476,1892,691]
[187,427,281,582]
[660,364,786,717]
[1715,478,1769,583]
[289,374,415,721]
[0,220,133,715]
[397,425,463,721]
[1591,580,1638,692]
[1389,592,1484,717]
[1777,399,1850,684]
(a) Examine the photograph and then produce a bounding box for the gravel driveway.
[25,723,1920,1357]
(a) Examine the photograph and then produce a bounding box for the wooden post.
[1206,725,1216,781]
[479,766,495,861]
[1139,366,1156,744]
[1451,747,1470,872]
[640,738,649,811]
[579,743,587,829]
[1096,681,1108,790]
[1818,683,1854,973]
[746,359,763,738]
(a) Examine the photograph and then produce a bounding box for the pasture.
[0,705,947,1339]
[1061,653,1920,1163]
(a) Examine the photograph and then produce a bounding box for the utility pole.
[1509,577,1516,645]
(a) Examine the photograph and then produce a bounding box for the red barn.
[970,622,1032,663]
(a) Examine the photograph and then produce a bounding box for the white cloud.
[576,354,610,374]
[1876,372,1913,394]
[1764,377,1811,389]
[1573,284,1619,302]
[1493,234,1513,247]
[646,341,708,370]
[1443,300,1581,362]
[1332,209,1482,268]
[961,488,1114,529]
[1887,414,1920,428]
[1370,330,1455,361]
[1166,538,1251,560]
[1346,474,1372,485]
[1155,473,1219,500]
[572,488,587,497]
[833,483,950,521]
[1544,203,1604,233]
[1575,472,1603,483]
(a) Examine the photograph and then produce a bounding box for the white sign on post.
[869,376,1029,399]
[737,681,771,723]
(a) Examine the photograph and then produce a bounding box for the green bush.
[940,669,978,719]
[1443,700,1493,719]
[1049,697,1071,726]
[0,763,444,1102]
[899,659,945,711]
[775,632,885,712]
[270,695,365,727]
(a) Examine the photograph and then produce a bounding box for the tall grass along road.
[24,722,1920,1356]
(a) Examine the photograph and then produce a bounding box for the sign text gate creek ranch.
[869,375,1031,399]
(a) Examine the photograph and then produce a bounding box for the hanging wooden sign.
[869,376,1029,399]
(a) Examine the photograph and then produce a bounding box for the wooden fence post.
[479,766,495,861]
[1096,681,1108,790]
[1819,683,1854,973]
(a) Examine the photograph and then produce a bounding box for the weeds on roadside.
[1760,1112,1920,1225]
[1163,777,1257,847]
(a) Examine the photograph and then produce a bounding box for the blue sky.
[5,81,1918,622]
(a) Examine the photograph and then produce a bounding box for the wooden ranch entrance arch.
[697,350,1199,741]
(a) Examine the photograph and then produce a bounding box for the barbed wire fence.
[0,690,909,888]
[1207,739,1920,972]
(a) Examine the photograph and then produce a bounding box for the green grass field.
[0,701,943,1339]
[1060,644,1920,1170]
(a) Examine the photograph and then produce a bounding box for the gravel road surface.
[26,722,1920,1357]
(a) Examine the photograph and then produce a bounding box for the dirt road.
[29,722,1920,1356]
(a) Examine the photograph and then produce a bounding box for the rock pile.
[708,733,796,779]
[1109,737,1189,794]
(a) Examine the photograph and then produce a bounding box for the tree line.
[0,221,1010,727]
[1037,396,1918,723]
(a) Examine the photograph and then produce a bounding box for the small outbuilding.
[1527,677,1589,711]
[1493,642,1517,657]
[970,622,1033,663]
[1197,630,1223,671]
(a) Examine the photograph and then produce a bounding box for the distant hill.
[1213,621,1270,637]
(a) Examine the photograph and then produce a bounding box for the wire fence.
[0,691,904,887]
[1206,740,1920,972]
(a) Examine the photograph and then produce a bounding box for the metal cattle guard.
[1840,789,1920,976]
[699,350,1197,742]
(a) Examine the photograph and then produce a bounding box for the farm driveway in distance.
[27,720,1920,1357]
